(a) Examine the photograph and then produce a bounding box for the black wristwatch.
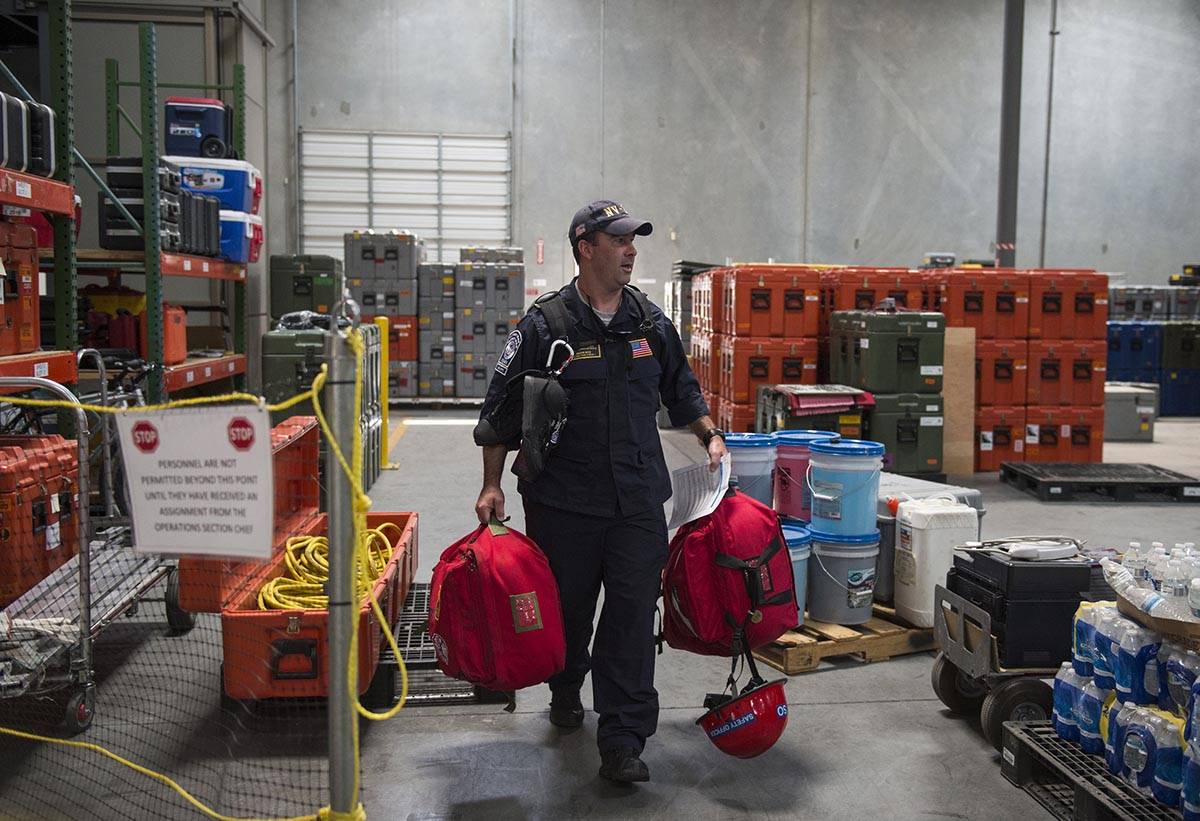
[701,428,726,447]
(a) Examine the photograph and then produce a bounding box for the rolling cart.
[932,584,1057,750]
[0,376,191,735]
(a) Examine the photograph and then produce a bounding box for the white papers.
[667,453,731,530]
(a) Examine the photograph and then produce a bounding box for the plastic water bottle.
[1125,541,1147,586]
[1109,701,1139,775]
[1190,579,1200,619]
[1165,560,1193,618]
[1183,740,1200,821]
[1168,648,1200,716]
[1152,710,1186,807]
[1093,610,1127,692]
[1073,604,1102,676]
[1121,707,1158,796]
[1078,678,1109,755]
[1054,662,1081,742]
[1117,626,1162,706]
[1151,553,1170,592]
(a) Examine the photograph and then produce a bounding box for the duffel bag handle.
[469,516,511,544]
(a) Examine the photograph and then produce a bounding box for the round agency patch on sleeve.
[495,330,523,375]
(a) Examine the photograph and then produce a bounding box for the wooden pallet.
[753,605,935,674]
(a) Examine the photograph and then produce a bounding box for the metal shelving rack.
[94,22,249,403]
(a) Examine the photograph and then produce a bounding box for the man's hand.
[707,435,728,472]
[475,483,506,525]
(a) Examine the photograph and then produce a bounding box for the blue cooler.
[165,97,231,158]
[219,210,263,264]
[780,522,811,625]
[165,156,262,214]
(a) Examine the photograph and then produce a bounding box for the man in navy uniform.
[474,200,727,784]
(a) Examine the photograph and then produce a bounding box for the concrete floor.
[0,413,1197,819]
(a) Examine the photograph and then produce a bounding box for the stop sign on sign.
[227,417,255,451]
[131,420,159,453]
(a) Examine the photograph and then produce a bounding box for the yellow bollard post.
[374,316,390,471]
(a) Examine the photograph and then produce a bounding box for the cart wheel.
[164,569,196,634]
[980,677,1053,751]
[931,652,987,715]
[63,686,95,736]
[362,662,396,710]
[218,664,256,716]
[201,136,227,158]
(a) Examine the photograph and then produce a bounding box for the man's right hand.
[475,484,506,525]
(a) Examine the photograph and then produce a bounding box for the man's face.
[584,231,637,287]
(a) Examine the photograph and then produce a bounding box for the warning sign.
[115,405,274,558]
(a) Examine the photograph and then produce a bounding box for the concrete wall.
[266,0,1200,294]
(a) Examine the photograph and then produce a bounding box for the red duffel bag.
[428,519,566,691]
[663,488,799,656]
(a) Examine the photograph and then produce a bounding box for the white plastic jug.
[893,496,979,628]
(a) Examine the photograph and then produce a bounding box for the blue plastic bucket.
[781,523,812,626]
[725,432,777,507]
[773,430,839,521]
[806,528,881,625]
[806,439,885,535]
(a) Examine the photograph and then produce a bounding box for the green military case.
[1161,321,1200,370]
[261,328,326,424]
[270,254,345,320]
[830,310,945,394]
[866,393,944,476]
[755,383,872,440]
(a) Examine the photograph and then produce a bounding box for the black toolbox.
[947,550,1091,670]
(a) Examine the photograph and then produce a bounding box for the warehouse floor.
[359,413,1200,820]
[0,415,1197,820]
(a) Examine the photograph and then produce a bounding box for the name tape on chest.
[573,343,602,361]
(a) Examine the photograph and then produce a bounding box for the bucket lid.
[724,432,776,448]
[806,528,881,545]
[781,524,812,548]
[775,430,839,447]
[808,438,885,457]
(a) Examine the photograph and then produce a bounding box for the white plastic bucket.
[807,439,885,535]
[781,522,812,626]
[725,432,777,507]
[773,430,839,521]
[807,528,881,625]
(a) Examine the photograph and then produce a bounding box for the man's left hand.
[707,436,727,472]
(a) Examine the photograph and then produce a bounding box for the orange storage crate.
[1026,340,1106,406]
[364,314,419,362]
[220,511,417,701]
[718,398,758,434]
[720,266,821,338]
[138,304,188,365]
[1023,406,1105,464]
[939,269,1031,339]
[689,331,720,394]
[975,406,1026,472]
[976,339,1028,407]
[829,267,928,313]
[177,416,321,613]
[5,243,39,354]
[719,336,818,403]
[691,268,728,334]
[1028,269,1108,340]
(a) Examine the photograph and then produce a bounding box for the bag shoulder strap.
[531,290,574,343]
[623,284,664,360]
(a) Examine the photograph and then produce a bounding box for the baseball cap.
[568,200,653,244]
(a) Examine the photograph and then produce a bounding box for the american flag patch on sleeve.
[630,338,653,358]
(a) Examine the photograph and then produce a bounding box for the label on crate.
[115,406,273,558]
[979,431,994,451]
[1014,439,1024,453]
[45,521,60,551]
[33,361,48,378]
[920,365,943,376]
[1060,424,1070,437]
[1026,424,1039,444]
[1184,487,1200,498]
[14,181,31,199]
[859,338,869,349]
[920,416,944,427]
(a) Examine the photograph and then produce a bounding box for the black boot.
[599,747,650,784]
[549,691,584,729]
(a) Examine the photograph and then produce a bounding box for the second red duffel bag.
[663,487,799,657]
[428,519,565,691]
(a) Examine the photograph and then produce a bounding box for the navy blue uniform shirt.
[479,280,708,517]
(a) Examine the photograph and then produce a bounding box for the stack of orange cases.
[817,266,924,381]
[687,265,821,432]
[927,267,1107,470]
[0,435,78,607]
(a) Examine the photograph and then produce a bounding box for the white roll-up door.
[299,129,511,264]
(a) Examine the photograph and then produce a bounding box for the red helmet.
[696,678,789,758]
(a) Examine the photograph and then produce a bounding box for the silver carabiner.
[547,339,575,375]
